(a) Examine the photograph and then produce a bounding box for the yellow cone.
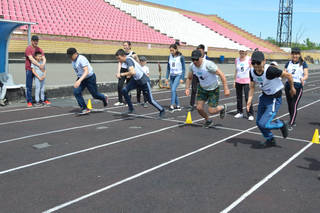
[311,129,319,144]
[87,99,93,110]
[185,111,193,124]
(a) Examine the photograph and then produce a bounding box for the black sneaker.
[220,104,227,119]
[175,106,182,111]
[203,119,214,128]
[78,108,91,115]
[103,96,108,107]
[159,110,166,119]
[34,102,42,107]
[280,120,288,138]
[169,105,175,113]
[260,138,276,147]
[121,109,136,116]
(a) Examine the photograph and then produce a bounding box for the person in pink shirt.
[234,48,254,121]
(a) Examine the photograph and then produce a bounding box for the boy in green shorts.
[185,50,230,128]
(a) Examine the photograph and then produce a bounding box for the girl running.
[284,47,308,130]
[166,44,185,112]
[234,48,254,121]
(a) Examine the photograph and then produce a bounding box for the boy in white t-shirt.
[137,56,150,108]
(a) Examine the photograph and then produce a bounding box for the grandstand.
[1,0,318,61]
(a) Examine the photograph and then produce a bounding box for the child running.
[165,44,185,112]
[136,56,150,108]
[31,51,47,106]
[284,47,308,130]
[185,50,230,128]
[247,51,296,147]
[115,49,165,118]
[67,48,108,115]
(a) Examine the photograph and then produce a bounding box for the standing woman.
[284,47,308,130]
[115,41,139,106]
[165,44,185,112]
[234,48,254,121]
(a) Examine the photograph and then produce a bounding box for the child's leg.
[34,78,41,103]
[0,85,7,100]
[40,79,45,102]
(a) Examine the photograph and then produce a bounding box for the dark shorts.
[197,86,220,107]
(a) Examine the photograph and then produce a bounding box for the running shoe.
[44,100,51,105]
[103,96,108,107]
[203,119,214,128]
[169,105,175,113]
[78,108,91,115]
[248,115,254,121]
[0,99,6,106]
[121,109,136,116]
[280,120,288,138]
[175,106,182,111]
[27,102,33,107]
[159,110,166,119]
[143,103,148,108]
[288,124,293,131]
[114,102,124,106]
[260,138,276,147]
[34,102,42,107]
[220,104,227,119]
[234,113,243,119]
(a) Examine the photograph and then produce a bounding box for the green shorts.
[197,86,220,107]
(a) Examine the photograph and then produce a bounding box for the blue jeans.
[73,74,106,109]
[256,94,284,140]
[170,75,181,106]
[26,70,34,103]
[122,77,164,112]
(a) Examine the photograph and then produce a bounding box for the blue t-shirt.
[72,55,94,78]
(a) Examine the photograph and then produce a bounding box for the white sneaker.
[114,102,124,106]
[234,113,243,119]
[248,116,254,121]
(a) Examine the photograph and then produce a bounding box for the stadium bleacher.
[0,0,174,44]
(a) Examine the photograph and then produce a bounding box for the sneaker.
[169,105,175,113]
[159,110,166,119]
[248,115,254,121]
[103,96,108,107]
[260,138,276,147]
[121,109,136,116]
[114,102,124,106]
[220,104,227,119]
[34,102,42,107]
[203,119,214,128]
[27,102,33,107]
[234,113,243,119]
[288,124,293,131]
[143,103,148,108]
[175,106,182,111]
[280,120,288,138]
[0,99,6,106]
[44,100,51,105]
[78,108,91,115]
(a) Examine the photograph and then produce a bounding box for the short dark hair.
[169,44,178,50]
[35,51,42,56]
[197,44,205,50]
[31,35,39,41]
[115,49,126,56]
[67,48,77,56]
[123,41,131,46]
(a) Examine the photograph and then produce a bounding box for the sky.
[145,0,320,44]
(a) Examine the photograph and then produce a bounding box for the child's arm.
[31,67,42,80]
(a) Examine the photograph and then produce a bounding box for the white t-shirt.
[72,55,94,78]
[141,66,150,75]
[189,59,219,91]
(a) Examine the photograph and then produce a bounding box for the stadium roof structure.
[0,19,35,83]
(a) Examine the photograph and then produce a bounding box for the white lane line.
[0,88,242,144]
[43,99,320,213]
[220,142,313,213]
